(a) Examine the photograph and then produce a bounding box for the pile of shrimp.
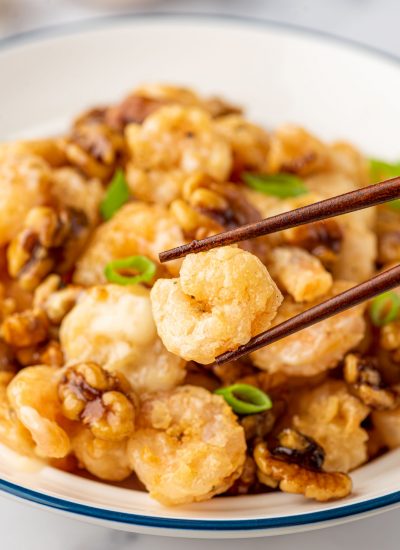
[0,83,399,506]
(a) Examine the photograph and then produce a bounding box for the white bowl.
[1,13,400,539]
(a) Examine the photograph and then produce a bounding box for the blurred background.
[1,1,400,549]
[0,0,400,57]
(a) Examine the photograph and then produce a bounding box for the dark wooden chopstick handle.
[213,263,400,366]
[160,177,400,263]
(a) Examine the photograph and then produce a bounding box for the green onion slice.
[370,291,400,327]
[104,255,156,286]
[369,158,400,211]
[215,383,272,415]
[100,169,130,220]
[242,172,308,198]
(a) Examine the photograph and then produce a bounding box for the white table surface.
[1,1,400,547]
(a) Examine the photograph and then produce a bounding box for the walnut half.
[254,441,352,502]
[344,353,397,410]
[58,362,136,442]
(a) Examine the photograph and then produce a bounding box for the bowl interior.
[0,14,400,531]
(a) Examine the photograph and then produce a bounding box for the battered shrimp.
[0,372,35,456]
[305,173,377,282]
[73,202,186,284]
[252,282,366,377]
[372,406,400,449]
[7,366,70,458]
[268,246,332,302]
[214,114,270,172]
[291,380,370,472]
[151,246,283,364]
[60,285,186,394]
[0,152,50,245]
[125,104,232,204]
[128,385,246,505]
[51,168,104,226]
[72,427,132,481]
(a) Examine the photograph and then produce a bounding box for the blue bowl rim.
[1,11,400,532]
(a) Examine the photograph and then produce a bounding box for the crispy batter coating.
[252,282,366,377]
[292,380,369,472]
[0,152,50,245]
[60,285,186,394]
[128,385,246,505]
[268,246,332,302]
[0,372,35,456]
[73,202,185,284]
[72,427,132,481]
[125,105,232,204]
[151,246,282,364]
[7,366,70,458]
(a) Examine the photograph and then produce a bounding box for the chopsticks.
[158,176,400,366]
[159,176,400,263]
[213,264,400,365]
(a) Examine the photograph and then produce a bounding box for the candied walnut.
[64,115,125,180]
[254,442,352,501]
[344,354,397,410]
[105,94,167,129]
[43,286,83,325]
[15,340,63,368]
[177,174,268,260]
[211,360,258,386]
[58,362,136,442]
[241,409,279,443]
[0,341,16,374]
[271,429,325,471]
[282,219,343,269]
[292,380,369,472]
[7,206,90,290]
[225,455,258,495]
[2,308,49,348]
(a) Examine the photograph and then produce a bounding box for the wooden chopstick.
[212,264,400,366]
[159,177,400,263]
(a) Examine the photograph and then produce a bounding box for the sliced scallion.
[100,169,130,221]
[215,383,272,415]
[104,255,156,286]
[242,172,308,198]
[370,291,400,327]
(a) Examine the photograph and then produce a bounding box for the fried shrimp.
[0,372,35,456]
[7,366,70,458]
[0,152,50,245]
[73,202,185,284]
[126,104,232,179]
[268,246,332,302]
[128,385,246,505]
[292,381,369,472]
[151,246,283,364]
[252,281,366,377]
[60,285,186,394]
[72,427,132,481]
